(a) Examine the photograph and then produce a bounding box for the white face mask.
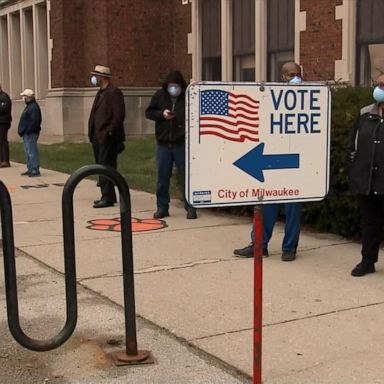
[373,86,384,103]
[90,75,98,87]
[167,84,182,97]
[289,76,302,84]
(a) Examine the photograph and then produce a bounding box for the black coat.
[0,90,12,125]
[347,103,384,195]
[17,100,41,137]
[88,83,126,145]
[145,70,187,145]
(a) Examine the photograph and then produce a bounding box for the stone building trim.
[0,0,49,99]
[190,0,201,81]
[335,0,356,84]
[295,0,306,67]
[255,0,267,81]
[8,87,158,143]
[221,0,232,81]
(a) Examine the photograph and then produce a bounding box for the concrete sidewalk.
[1,162,384,383]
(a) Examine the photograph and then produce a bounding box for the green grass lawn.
[9,137,183,198]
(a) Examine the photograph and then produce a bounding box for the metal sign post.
[253,205,263,384]
[186,81,331,383]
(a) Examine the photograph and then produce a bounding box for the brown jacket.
[88,83,125,144]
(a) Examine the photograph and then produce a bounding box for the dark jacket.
[17,99,41,137]
[347,103,384,194]
[145,70,187,145]
[88,83,126,144]
[0,90,12,125]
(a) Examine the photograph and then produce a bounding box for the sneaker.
[28,172,41,177]
[351,262,375,277]
[93,199,114,208]
[234,243,269,258]
[20,171,30,176]
[153,208,169,219]
[186,208,197,219]
[281,251,296,261]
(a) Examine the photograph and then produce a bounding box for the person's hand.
[163,109,175,120]
[349,151,356,162]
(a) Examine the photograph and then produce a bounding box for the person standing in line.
[145,69,197,220]
[348,73,384,277]
[233,62,303,261]
[88,65,126,208]
[0,83,12,168]
[18,89,41,177]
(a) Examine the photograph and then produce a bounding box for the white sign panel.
[186,82,331,207]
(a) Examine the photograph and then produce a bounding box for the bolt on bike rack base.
[108,350,155,366]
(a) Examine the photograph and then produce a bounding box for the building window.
[201,0,221,80]
[9,11,22,98]
[0,15,9,92]
[267,0,294,81]
[356,0,384,86]
[0,0,48,98]
[35,2,49,97]
[232,0,255,81]
[22,7,35,90]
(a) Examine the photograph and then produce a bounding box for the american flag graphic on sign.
[200,90,260,142]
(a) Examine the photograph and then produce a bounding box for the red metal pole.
[253,205,263,384]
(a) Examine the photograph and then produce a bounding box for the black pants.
[92,139,118,202]
[0,124,10,162]
[358,194,384,265]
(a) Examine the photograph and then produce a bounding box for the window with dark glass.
[356,0,384,86]
[232,0,255,81]
[201,0,221,81]
[267,0,294,81]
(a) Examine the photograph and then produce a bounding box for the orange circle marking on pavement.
[86,217,167,232]
[6,184,17,192]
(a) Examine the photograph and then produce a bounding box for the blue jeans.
[23,133,40,174]
[251,203,301,253]
[156,143,190,211]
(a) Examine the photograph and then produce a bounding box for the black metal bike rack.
[1,165,153,365]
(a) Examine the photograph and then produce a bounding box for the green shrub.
[301,85,373,238]
[225,85,374,239]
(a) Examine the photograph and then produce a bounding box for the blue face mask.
[90,75,98,87]
[167,85,181,97]
[289,76,302,84]
[373,86,384,103]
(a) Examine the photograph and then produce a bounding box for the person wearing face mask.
[145,69,197,220]
[0,83,12,168]
[347,73,384,276]
[18,89,42,177]
[88,65,126,208]
[234,62,303,261]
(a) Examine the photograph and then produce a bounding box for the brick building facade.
[299,0,343,81]
[0,0,382,142]
[50,0,192,88]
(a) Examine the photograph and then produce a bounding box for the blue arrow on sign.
[233,143,300,182]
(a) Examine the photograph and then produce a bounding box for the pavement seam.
[192,299,384,342]
[78,259,240,281]
[12,247,253,383]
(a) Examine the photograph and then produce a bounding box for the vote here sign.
[185,82,331,207]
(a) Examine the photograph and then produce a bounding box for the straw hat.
[90,65,112,78]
